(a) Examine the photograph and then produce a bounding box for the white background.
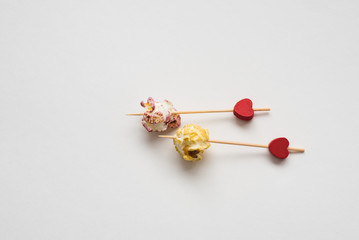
[1,0,359,239]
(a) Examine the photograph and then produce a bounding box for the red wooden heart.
[268,137,289,159]
[233,98,254,120]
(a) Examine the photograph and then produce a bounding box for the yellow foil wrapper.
[173,124,210,161]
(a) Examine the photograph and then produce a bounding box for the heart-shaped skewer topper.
[233,98,255,120]
[268,137,290,159]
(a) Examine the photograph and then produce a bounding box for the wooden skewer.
[127,108,270,116]
[158,135,305,153]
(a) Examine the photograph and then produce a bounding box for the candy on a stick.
[140,97,181,132]
[159,125,304,160]
[127,98,270,121]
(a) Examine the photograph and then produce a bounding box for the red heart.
[233,98,254,120]
[268,137,289,159]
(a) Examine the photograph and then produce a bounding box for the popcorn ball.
[140,97,181,132]
[173,124,211,161]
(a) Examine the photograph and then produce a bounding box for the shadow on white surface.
[209,150,288,166]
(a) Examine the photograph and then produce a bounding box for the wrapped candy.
[140,97,181,132]
[173,124,211,161]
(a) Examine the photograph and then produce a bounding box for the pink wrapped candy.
[140,97,181,132]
